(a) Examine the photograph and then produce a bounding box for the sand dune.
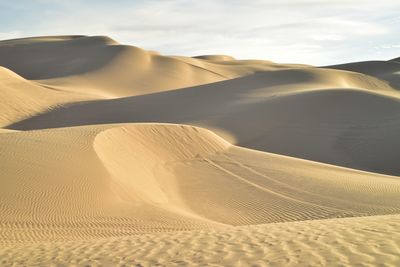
[0,35,290,97]
[1,123,400,239]
[327,60,400,90]
[7,69,400,175]
[193,54,236,61]
[0,66,91,127]
[1,35,400,266]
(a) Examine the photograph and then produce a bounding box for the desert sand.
[0,35,399,266]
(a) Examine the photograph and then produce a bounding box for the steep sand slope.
[0,35,291,97]
[0,66,92,127]
[8,68,400,175]
[326,60,400,89]
[1,123,400,244]
[2,214,399,266]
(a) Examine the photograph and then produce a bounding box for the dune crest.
[0,35,292,97]
[93,124,230,205]
[7,69,400,175]
[0,66,91,127]
[193,54,236,61]
[326,60,400,90]
[1,123,400,236]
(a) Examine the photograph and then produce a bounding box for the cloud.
[310,34,344,41]
[0,0,399,65]
[378,44,400,49]
[0,31,22,40]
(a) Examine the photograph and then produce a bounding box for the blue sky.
[0,0,399,65]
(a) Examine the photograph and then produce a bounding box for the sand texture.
[0,35,400,266]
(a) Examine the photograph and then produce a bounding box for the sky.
[0,0,399,65]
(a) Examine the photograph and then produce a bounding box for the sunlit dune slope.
[326,59,400,89]
[8,68,400,175]
[0,66,91,127]
[0,35,291,97]
[1,123,400,244]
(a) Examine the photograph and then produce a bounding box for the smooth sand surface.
[327,60,400,90]
[1,35,400,266]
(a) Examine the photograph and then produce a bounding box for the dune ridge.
[0,35,291,98]
[1,35,400,266]
[326,60,400,90]
[0,66,92,127]
[1,123,400,239]
[7,69,400,175]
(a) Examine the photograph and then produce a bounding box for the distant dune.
[0,35,295,97]
[1,35,399,266]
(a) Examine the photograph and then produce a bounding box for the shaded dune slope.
[0,35,287,97]
[0,66,91,127]
[192,54,236,61]
[326,60,400,90]
[8,68,400,175]
[1,123,400,243]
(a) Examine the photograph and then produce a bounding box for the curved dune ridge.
[0,35,290,98]
[0,66,92,127]
[7,70,400,175]
[1,35,400,266]
[1,123,400,235]
[192,54,236,61]
[326,60,400,90]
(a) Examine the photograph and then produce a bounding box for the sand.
[0,35,399,266]
[2,215,399,266]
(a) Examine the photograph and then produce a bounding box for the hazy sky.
[1,0,399,65]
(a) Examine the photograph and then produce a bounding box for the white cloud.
[310,34,344,41]
[379,44,400,49]
[0,0,399,65]
[0,31,22,40]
